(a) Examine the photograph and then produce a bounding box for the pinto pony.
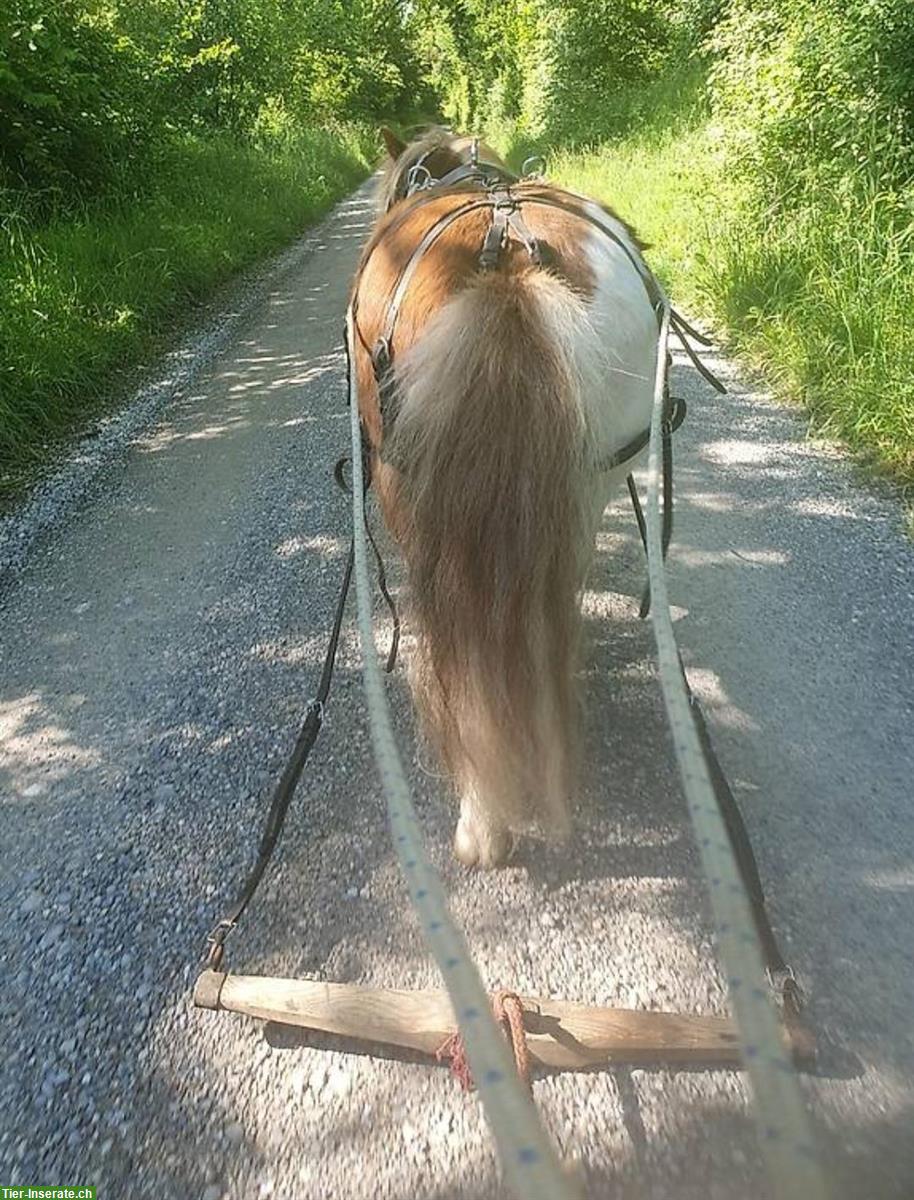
[349,128,659,868]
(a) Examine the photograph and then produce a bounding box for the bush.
[708,0,914,208]
[544,0,674,142]
[0,1,153,200]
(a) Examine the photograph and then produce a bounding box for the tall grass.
[496,81,914,494]
[0,123,373,498]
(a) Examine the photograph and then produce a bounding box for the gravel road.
[2,180,912,1200]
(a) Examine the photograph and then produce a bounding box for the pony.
[348,127,659,868]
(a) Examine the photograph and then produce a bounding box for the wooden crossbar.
[194,971,815,1070]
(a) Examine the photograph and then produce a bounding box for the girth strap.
[596,393,686,473]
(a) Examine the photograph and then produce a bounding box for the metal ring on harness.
[405,162,433,197]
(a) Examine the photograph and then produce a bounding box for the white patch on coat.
[531,222,658,563]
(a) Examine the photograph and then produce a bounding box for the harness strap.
[597,393,686,474]
[201,435,408,971]
[429,161,519,194]
[370,190,549,430]
[374,197,493,349]
[399,157,519,203]
[505,205,543,266]
[518,190,662,308]
[363,184,667,461]
[670,309,726,393]
[335,450,401,673]
[203,533,354,970]
[361,177,723,476]
[479,192,511,271]
[683,671,802,1017]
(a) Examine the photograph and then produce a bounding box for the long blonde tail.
[387,270,591,837]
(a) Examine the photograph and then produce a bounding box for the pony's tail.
[388,270,590,842]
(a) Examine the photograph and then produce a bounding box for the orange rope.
[436,990,531,1092]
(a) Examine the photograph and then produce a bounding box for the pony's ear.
[380,126,406,160]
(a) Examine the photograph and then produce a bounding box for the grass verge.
[0,122,373,500]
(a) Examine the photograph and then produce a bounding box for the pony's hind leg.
[454,789,513,869]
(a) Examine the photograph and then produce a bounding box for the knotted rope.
[437,991,532,1093]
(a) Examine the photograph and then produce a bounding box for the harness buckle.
[767,964,804,1015]
[203,918,236,968]
[661,395,687,437]
[491,191,517,215]
[372,337,399,429]
[372,337,391,375]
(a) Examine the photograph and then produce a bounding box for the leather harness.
[354,157,694,472]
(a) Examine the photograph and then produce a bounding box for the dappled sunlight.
[594,528,632,554]
[184,420,250,441]
[581,587,688,625]
[225,356,340,395]
[725,547,789,566]
[574,817,682,855]
[677,489,737,513]
[275,533,347,561]
[0,691,102,800]
[250,630,361,668]
[580,586,633,614]
[2,7,910,1195]
[681,667,760,734]
[863,866,914,892]
[131,307,352,458]
[279,414,321,428]
[792,496,863,520]
[192,853,758,1200]
[702,439,788,466]
[670,546,789,569]
[46,629,78,647]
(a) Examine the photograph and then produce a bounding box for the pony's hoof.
[454,817,513,869]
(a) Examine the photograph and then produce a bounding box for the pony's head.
[377,126,507,212]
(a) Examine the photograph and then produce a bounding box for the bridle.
[390,136,521,205]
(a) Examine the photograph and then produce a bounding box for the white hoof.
[454,814,513,869]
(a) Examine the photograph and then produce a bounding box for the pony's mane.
[377,127,462,212]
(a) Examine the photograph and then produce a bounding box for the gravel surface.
[1,180,912,1200]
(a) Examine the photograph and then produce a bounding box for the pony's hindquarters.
[386,264,644,867]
